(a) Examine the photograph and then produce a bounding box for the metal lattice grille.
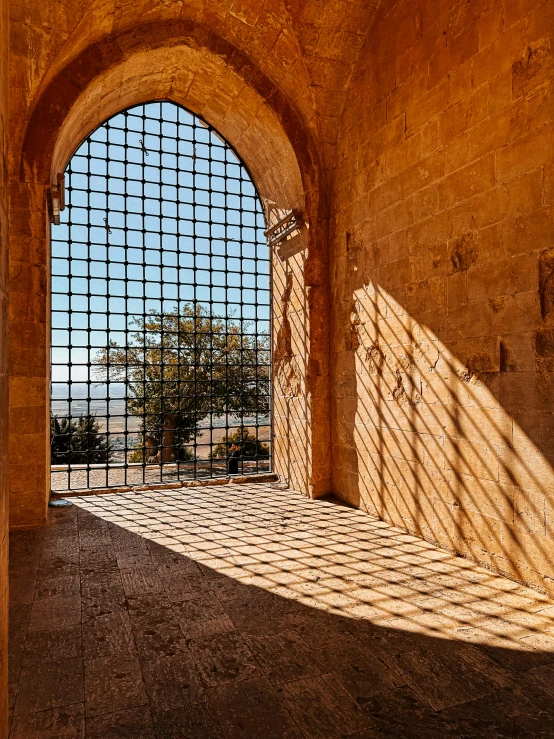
[51,101,271,492]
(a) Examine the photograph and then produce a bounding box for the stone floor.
[8,484,554,738]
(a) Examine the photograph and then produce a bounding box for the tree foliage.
[210,427,269,459]
[51,414,112,464]
[95,303,270,462]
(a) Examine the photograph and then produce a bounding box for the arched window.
[50,101,271,492]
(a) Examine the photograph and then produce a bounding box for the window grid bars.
[50,101,272,492]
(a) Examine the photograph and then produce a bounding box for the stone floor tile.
[9,575,37,605]
[332,658,406,707]
[8,682,19,710]
[28,595,81,632]
[315,631,394,676]
[115,551,155,569]
[34,570,81,600]
[10,528,44,557]
[140,653,205,711]
[171,593,235,637]
[187,631,260,687]
[81,591,127,621]
[85,706,156,738]
[207,677,303,739]
[244,630,322,684]
[37,557,80,580]
[148,546,203,577]
[357,686,455,738]
[120,567,164,596]
[23,625,82,666]
[15,658,84,716]
[160,571,211,602]
[84,653,148,717]
[79,560,121,580]
[503,688,554,737]
[385,647,487,711]
[110,523,148,542]
[82,612,135,659]
[127,597,189,659]
[50,506,79,526]
[41,538,80,565]
[10,703,85,738]
[81,565,123,590]
[9,604,31,677]
[279,673,371,739]
[126,592,177,623]
[224,596,292,636]
[523,662,554,698]
[152,703,223,739]
[9,603,31,639]
[79,546,117,568]
[79,528,113,550]
[439,682,547,738]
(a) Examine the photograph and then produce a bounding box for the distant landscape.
[51,382,270,461]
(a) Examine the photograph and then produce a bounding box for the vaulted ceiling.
[11,0,383,175]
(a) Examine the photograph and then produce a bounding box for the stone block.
[439,86,490,146]
[497,122,554,183]
[473,20,527,88]
[467,252,538,303]
[439,153,496,210]
[512,37,554,99]
[405,80,449,135]
[429,23,479,88]
[501,209,554,258]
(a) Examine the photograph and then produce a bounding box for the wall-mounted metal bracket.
[48,173,65,225]
[265,210,303,247]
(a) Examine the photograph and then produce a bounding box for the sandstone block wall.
[331,0,554,591]
[0,0,8,730]
[8,0,338,527]
[273,215,331,498]
[5,0,554,597]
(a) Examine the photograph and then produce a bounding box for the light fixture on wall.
[265,209,303,247]
[48,173,65,224]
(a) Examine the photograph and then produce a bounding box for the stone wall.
[0,0,8,729]
[8,0,340,527]
[331,0,554,591]
[6,0,554,595]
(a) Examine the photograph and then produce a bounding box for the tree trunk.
[161,413,177,463]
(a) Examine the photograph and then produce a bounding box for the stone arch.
[20,21,320,216]
[9,32,331,528]
[47,46,307,223]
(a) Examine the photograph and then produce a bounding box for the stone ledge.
[50,472,279,499]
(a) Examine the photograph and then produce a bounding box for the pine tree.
[50,414,112,464]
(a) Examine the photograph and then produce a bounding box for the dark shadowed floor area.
[8,484,554,738]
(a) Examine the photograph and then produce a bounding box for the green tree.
[51,414,112,464]
[95,303,270,463]
[210,426,269,459]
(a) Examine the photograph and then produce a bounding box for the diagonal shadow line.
[333,278,554,582]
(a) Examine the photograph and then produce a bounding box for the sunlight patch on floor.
[71,484,554,651]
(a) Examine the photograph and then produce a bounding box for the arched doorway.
[50,101,271,492]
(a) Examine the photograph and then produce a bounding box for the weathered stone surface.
[329,0,554,597]
[3,4,554,736]
[9,484,554,737]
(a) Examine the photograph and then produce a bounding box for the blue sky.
[51,101,270,389]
